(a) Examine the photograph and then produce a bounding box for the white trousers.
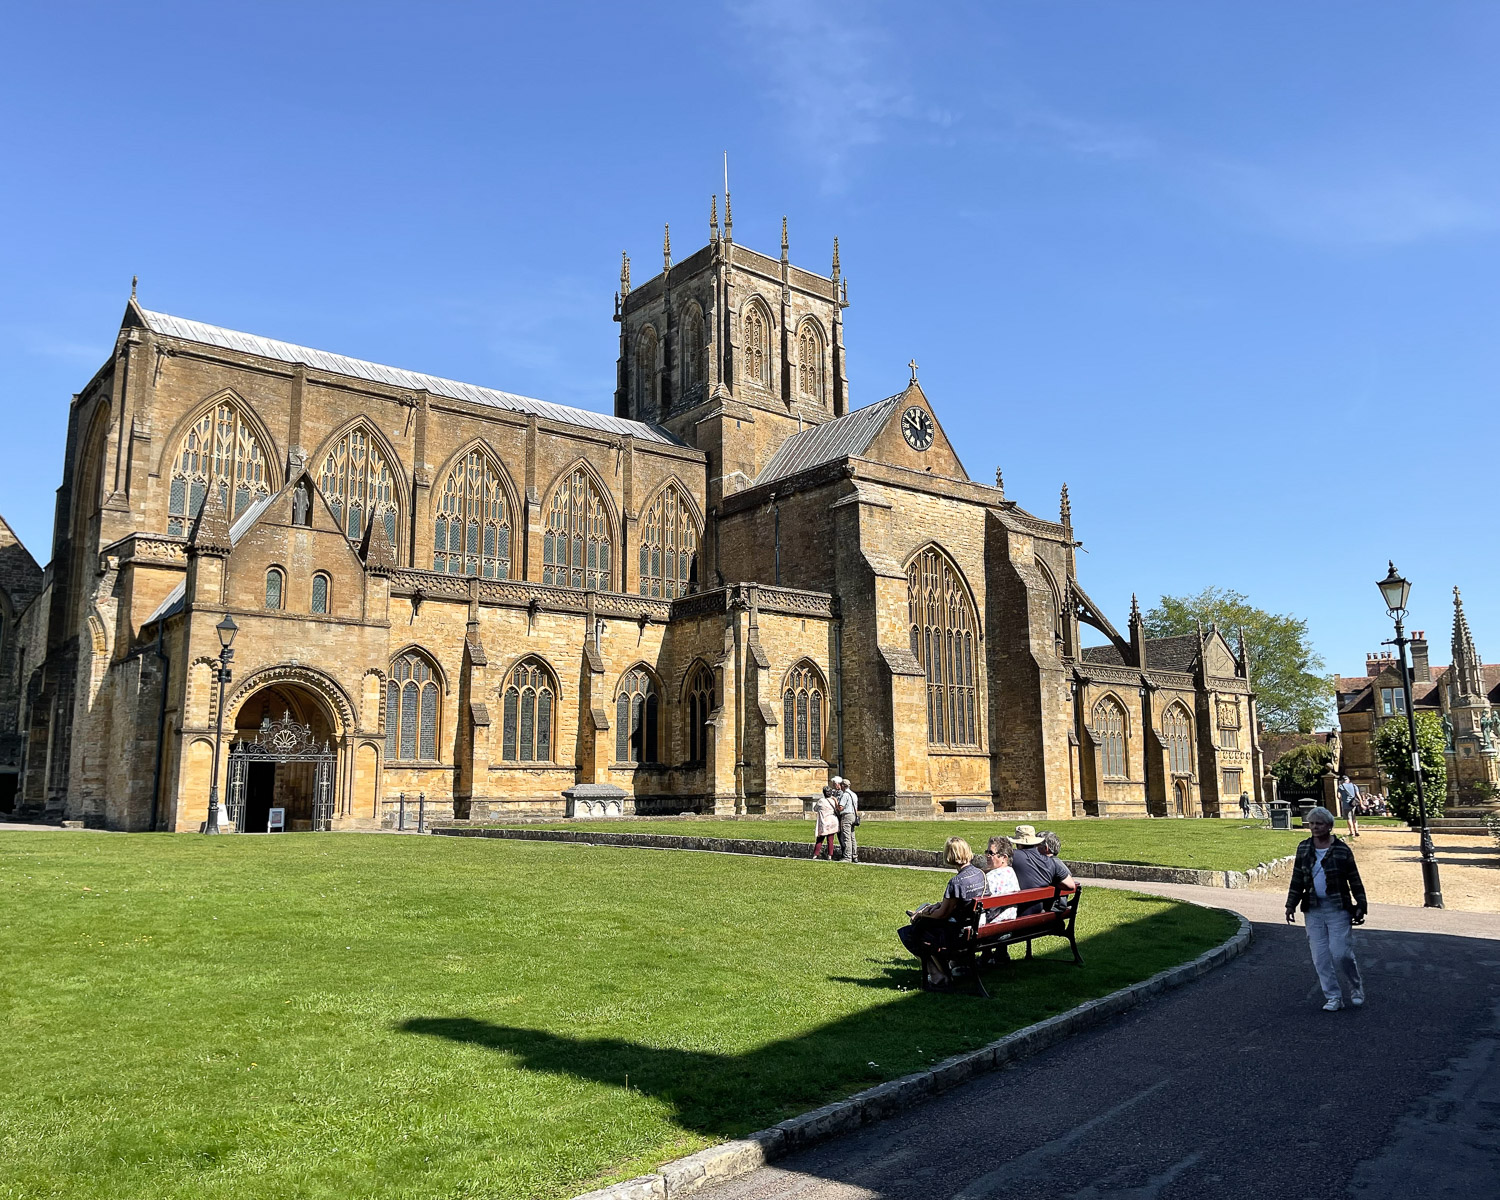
[1305,905,1362,1004]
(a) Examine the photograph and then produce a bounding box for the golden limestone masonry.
[0,204,1260,829]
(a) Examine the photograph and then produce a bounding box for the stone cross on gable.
[908,358,918,383]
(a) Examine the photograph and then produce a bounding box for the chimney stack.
[1365,650,1397,677]
[1411,630,1430,683]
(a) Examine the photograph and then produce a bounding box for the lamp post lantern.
[204,614,238,835]
[1377,563,1443,908]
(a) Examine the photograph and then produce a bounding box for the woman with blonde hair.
[897,837,987,989]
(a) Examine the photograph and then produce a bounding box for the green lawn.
[0,833,1236,1200]
[490,817,1305,873]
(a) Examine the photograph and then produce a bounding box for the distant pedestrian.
[832,776,860,863]
[811,786,838,860]
[1336,774,1361,838]
[1285,806,1367,1011]
[1239,792,1251,819]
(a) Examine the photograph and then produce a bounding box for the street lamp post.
[1377,563,1444,908]
[204,614,239,835]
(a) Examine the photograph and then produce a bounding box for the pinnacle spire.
[663,224,671,272]
[994,466,1004,496]
[781,215,789,255]
[1452,586,1484,699]
[724,190,732,241]
[131,274,138,299]
[710,194,718,238]
[1130,593,1141,622]
[620,251,631,298]
[1060,483,1072,526]
[832,236,841,278]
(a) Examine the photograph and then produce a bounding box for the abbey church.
[0,198,1262,830]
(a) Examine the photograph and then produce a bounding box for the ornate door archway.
[226,713,336,832]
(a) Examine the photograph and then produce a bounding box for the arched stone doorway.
[1173,778,1189,816]
[229,681,340,832]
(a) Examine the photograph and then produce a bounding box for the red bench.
[917,882,1083,996]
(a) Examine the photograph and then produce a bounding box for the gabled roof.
[142,493,279,626]
[134,306,686,447]
[1081,633,1203,673]
[754,394,904,487]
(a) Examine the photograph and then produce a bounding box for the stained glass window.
[797,320,825,403]
[742,301,770,387]
[614,668,659,763]
[318,426,398,548]
[907,547,979,747]
[310,573,329,615]
[501,658,556,762]
[685,662,714,766]
[543,468,613,590]
[681,304,706,392]
[1093,697,1127,779]
[434,449,511,579]
[782,662,826,760]
[386,650,440,762]
[1163,705,1193,775]
[638,482,699,598]
[636,325,659,414]
[264,568,283,610]
[167,402,271,535]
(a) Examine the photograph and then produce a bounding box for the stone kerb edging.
[433,826,1294,889]
[567,910,1253,1200]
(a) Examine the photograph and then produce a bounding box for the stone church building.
[0,202,1261,830]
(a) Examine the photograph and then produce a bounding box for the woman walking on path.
[1286,805,1368,1011]
[811,787,839,860]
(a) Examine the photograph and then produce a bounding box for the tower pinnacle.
[620,251,631,298]
[1453,586,1484,700]
[1060,483,1072,526]
[663,224,671,272]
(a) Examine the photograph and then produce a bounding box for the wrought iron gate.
[226,713,336,832]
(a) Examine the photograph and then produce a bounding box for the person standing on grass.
[1285,805,1367,1012]
[1336,774,1361,838]
[832,776,860,864]
[811,786,838,860]
[1239,792,1251,819]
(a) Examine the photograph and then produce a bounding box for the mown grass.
[0,832,1236,1200]
[491,816,1305,872]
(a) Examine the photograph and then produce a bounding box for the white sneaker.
[1350,989,1365,1007]
[1322,998,1344,1012]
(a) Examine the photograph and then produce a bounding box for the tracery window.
[636,326,659,415]
[638,483,699,598]
[685,662,714,766]
[310,573,330,615]
[543,468,613,590]
[742,302,770,388]
[1216,699,1241,749]
[907,547,979,747]
[264,568,284,611]
[1094,697,1128,779]
[1163,704,1193,775]
[501,658,555,763]
[615,667,659,764]
[681,304,706,392]
[166,402,271,535]
[797,320,825,403]
[386,650,439,762]
[433,449,512,579]
[319,426,398,546]
[782,661,825,761]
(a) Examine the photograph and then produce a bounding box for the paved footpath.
[698,881,1500,1200]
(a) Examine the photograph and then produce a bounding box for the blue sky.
[3,1,1497,685]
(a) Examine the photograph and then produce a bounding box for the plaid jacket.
[1285,837,1367,916]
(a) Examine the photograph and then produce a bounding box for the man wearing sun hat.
[1008,825,1076,914]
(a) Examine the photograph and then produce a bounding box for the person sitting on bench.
[1009,827,1077,915]
[980,836,1021,925]
[898,837,986,988]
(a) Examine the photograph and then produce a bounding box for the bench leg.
[1069,934,1084,966]
[1025,939,1033,961]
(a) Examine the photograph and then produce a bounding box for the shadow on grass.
[397,905,1226,1141]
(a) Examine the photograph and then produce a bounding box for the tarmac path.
[696,882,1500,1200]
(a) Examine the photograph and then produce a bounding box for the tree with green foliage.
[1143,587,1333,732]
[1269,742,1335,797]
[1373,711,1447,822]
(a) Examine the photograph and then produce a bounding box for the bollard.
[418,792,426,834]
[398,792,407,832]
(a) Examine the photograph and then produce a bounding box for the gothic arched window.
[501,658,556,763]
[636,325,659,415]
[310,573,330,615]
[681,304,706,392]
[1163,704,1194,776]
[1094,697,1128,779]
[782,661,826,761]
[166,401,271,535]
[543,468,613,590]
[638,483,699,599]
[433,449,512,579]
[907,547,980,747]
[264,567,284,611]
[685,662,714,766]
[319,426,398,546]
[386,650,440,761]
[742,301,770,388]
[615,667,659,764]
[797,319,825,404]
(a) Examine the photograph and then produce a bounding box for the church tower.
[1446,587,1499,809]
[613,198,849,548]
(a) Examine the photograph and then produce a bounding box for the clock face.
[901,406,935,451]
